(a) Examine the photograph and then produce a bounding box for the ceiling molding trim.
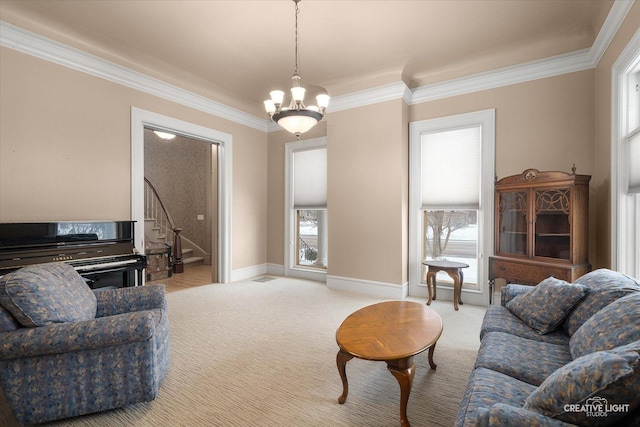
[0,0,633,130]
[410,0,633,106]
[327,81,412,113]
[410,49,593,105]
[267,121,281,133]
[588,0,635,67]
[0,21,269,132]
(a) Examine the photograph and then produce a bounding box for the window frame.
[284,137,328,282]
[409,109,495,305]
[612,30,640,279]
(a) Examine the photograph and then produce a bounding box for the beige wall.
[267,100,408,287]
[0,47,267,273]
[327,99,408,285]
[263,5,640,286]
[266,123,326,268]
[411,70,597,266]
[2,3,639,285]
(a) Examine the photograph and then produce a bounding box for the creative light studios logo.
[564,396,630,418]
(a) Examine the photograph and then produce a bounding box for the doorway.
[131,107,233,284]
[144,128,218,282]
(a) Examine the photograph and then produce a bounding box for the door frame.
[131,107,232,283]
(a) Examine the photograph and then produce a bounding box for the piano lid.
[0,221,135,250]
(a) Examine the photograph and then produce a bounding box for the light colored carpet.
[3,277,486,427]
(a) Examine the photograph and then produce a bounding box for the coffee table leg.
[428,343,438,369]
[387,357,415,427]
[337,350,354,404]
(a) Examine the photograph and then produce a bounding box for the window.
[285,138,327,280]
[613,33,640,279]
[409,110,495,305]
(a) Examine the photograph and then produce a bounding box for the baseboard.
[266,263,285,276]
[326,275,408,299]
[231,264,268,282]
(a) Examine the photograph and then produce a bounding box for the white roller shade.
[628,129,640,194]
[421,126,481,209]
[293,147,327,209]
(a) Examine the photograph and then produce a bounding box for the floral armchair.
[0,262,170,425]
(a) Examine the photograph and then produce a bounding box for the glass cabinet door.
[497,191,528,256]
[534,188,571,260]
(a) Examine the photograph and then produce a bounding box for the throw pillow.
[570,293,640,360]
[524,341,640,426]
[0,262,97,327]
[506,276,590,334]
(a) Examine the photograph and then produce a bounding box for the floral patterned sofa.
[456,269,640,426]
[0,262,170,425]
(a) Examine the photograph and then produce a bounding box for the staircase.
[180,248,205,268]
[144,178,208,279]
[145,222,204,277]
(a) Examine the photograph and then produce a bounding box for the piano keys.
[0,221,146,288]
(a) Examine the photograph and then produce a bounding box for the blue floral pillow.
[0,263,96,327]
[506,277,590,334]
[524,341,640,425]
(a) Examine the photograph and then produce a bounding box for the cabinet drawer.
[490,258,569,285]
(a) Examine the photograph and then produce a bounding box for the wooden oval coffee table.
[336,301,443,427]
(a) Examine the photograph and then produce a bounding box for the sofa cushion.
[563,269,640,337]
[0,263,96,327]
[0,303,20,332]
[475,332,572,386]
[455,367,537,427]
[505,277,590,334]
[570,293,640,359]
[524,341,640,426]
[480,305,570,346]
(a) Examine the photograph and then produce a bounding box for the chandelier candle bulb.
[269,90,285,107]
[264,100,276,115]
[316,94,330,110]
[291,86,306,103]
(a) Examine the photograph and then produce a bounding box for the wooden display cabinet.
[489,167,591,286]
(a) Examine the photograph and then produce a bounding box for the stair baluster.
[144,178,184,274]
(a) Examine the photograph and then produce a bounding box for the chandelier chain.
[294,0,300,76]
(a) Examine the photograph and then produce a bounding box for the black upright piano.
[0,221,146,289]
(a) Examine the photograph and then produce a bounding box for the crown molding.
[589,0,636,66]
[410,48,593,105]
[0,0,634,130]
[328,81,412,113]
[410,0,634,105]
[0,21,269,132]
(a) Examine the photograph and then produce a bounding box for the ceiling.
[0,0,615,117]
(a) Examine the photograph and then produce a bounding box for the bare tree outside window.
[424,210,477,260]
[298,210,318,264]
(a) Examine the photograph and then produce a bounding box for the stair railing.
[144,178,184,273]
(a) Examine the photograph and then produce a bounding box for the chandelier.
[264,0,329,139]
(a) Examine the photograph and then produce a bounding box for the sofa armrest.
[500,284,534,306]
[479,403,576,427]
[94,283,166,317]
[0,310,156,360]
